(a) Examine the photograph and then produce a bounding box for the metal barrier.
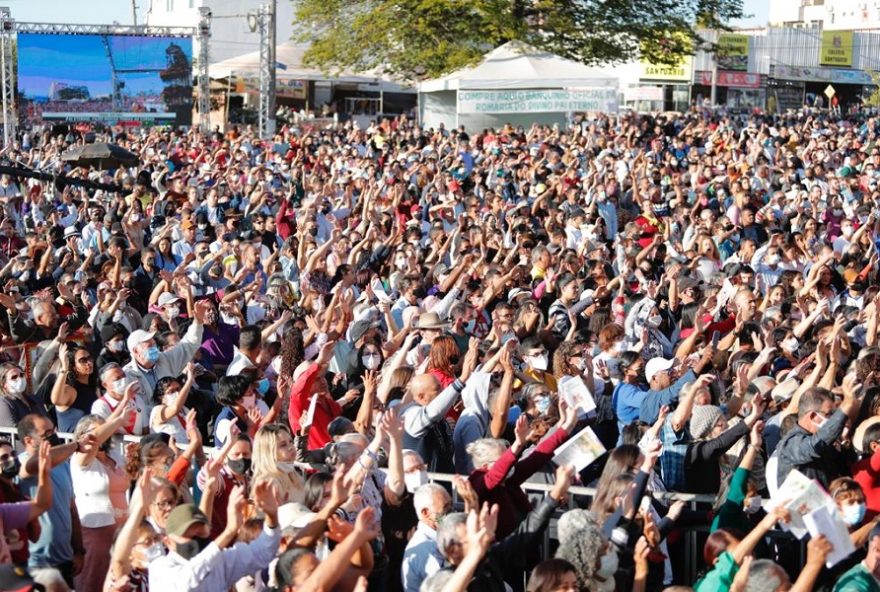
[0,426,805,585]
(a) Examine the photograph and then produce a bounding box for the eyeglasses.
[75,357,93,364]
[153,500,176,510]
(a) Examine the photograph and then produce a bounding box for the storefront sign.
[820,30,854,67]
[639,55,693,82]
[716,33,749,72]
[770,64,871,84]
[235,77,307,99]
[624,86,664,102]
[695,71,762,88]
[456,88,619,114]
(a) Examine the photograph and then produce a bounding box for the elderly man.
[399,340,478,473]
[123,298,209,409]
[401,483,452,592]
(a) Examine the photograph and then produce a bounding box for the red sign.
[695,70,762,88]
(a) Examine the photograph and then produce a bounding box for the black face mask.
[174,536,211,561]
[0,457,20,479]
[227,458,251,476]
[46,433,62,447]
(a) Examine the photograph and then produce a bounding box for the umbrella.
[60,142,139,170]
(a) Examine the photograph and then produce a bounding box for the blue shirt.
[18,454,74,568]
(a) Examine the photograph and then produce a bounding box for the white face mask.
[362,354,381,370]
[528,354,549,371]
[766,254,781,266]
[112,377,128,396]
[164,391,179,406]
[277,461,298,473]
[647,315,662,328]
[596,548,619,580]
[781,337,799,353]
[167,306,180,319]
[143,542,165,563]
[6,377,25,395]
[841,226,854,238]
[404,469,429,493]
[744,496,762,514]
[108,340,125,353]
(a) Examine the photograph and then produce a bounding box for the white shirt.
[401,522,443,592]
[149,523,280,592]
[70,450,126,528]
[91,394,147,436]
[226,346,255,376]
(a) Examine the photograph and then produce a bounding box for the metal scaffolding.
[197,7,212,133]
[0,7,14,146]
[256,1,276,139]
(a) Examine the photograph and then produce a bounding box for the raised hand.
[453,474,479,512]
[550,464,575,504]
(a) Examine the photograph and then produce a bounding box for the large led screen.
[18,32,193,127]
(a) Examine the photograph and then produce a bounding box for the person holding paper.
[288,340,345,451]
[466,402,578,540]
[834,523,880,592]
[776,376,861,489]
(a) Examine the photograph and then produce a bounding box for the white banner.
[457,88,618,114]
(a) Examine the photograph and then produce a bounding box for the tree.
[292,0,746,82]
[864,71,880,108]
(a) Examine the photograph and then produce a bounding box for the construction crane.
[100,35,164,111]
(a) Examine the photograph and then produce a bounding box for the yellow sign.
[716,33,749,71]
[820,30,853,67]
[639,55,693,82]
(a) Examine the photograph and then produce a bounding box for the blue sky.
[18,34,192,98]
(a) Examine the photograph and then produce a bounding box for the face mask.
[163,391,179,406]
[744,496,762,514]
[362,354,381,370]
[143,542,165,563]
[394,256,407,270]
[46,433,62,447]
[112,377,128,395]
[0,456,20,478]
[596,548,619,579]
[256,378,270,395]
[464,319,476,334]
[614,341,626,354]
[174,536,211,561]
[528,354,549,371]
[730,233,740,242]
[843,502,866,526]
[198,223,208,231]
[535,396,552,414]
[6,377,26,395]
[108,340,125,353]
[404,469,429,493]
[647,315,663,328]
[277,461,298,473]
[813,413,827,430]
[166,306,180,319]
[781,337,799,353]
[227,457,252,475]
[145,346,160,364]
[841,226,854,238]
[833,208,844,216]
[766,255,780,266]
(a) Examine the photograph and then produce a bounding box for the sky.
[10,0,772,28]
[18,34,193,98]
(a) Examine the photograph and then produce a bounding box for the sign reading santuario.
[457,89,618,114]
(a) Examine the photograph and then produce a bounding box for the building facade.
[770,0,880,30]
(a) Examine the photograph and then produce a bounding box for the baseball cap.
[165,504,209,538]
[181,219,195,230]
[645,357,676,383]
[157,292,182,307]
[126,329,156,353]
[0,564,36,592]
[63,226,80,239]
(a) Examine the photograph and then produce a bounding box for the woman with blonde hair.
[251,423,305,504]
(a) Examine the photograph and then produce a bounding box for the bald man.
[399,343,478,473]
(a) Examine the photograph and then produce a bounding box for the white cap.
[645,357,676,384]
[157,292,181,307]
[126,329,155,353]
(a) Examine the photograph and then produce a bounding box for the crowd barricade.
[0,426,806,584]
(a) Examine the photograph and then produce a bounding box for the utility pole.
[131,0,138,27]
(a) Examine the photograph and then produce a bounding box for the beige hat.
[415,312,449,330]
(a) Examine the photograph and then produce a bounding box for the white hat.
[126,329,155,353]
[278,502,316,529]
[157,292,182,307]
[645,357,676,384]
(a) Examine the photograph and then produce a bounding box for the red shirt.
[287,363,342,450]
[853,449,880,515]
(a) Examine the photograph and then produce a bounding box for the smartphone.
[712,330,720,350]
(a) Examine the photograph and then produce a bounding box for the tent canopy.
[419,40,618,92]
[209,42,411,92]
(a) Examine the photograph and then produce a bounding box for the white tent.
[419,41,619,131]
[209,42,411,92]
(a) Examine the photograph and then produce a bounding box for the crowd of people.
[0,107,878,592]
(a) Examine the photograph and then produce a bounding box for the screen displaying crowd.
[0,109,878,592]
